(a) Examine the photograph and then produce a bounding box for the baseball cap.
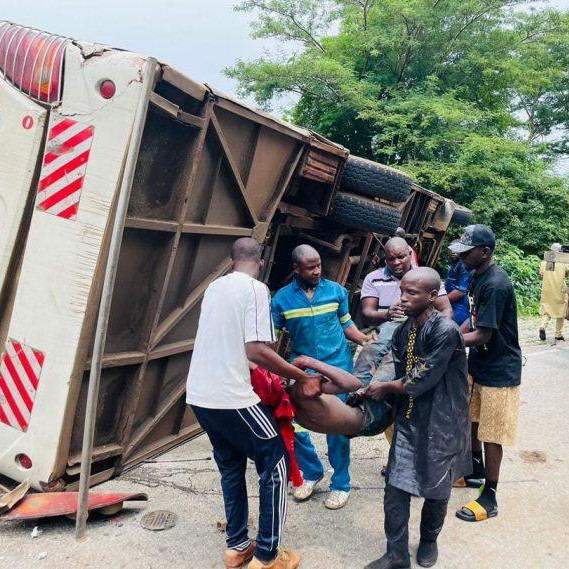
[448,224,496,253]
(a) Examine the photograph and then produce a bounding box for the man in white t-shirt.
[354,237,452,388]
[187,238,320,569]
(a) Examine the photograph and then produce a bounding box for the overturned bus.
[0,22,471,490]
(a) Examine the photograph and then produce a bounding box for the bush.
[494,244,542,315]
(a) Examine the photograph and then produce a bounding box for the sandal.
[455,499,498,522]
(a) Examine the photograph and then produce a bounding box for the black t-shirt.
[468,264,522,387]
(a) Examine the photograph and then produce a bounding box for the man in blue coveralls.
[272,244,371,510]
[445,247,471,326]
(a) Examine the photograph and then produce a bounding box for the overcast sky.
[0,0,268,95]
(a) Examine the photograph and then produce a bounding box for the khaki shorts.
[469,376,520,446]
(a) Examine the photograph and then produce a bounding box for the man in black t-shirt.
[449,225,522,523]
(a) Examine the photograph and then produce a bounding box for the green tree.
[227,0,569,258]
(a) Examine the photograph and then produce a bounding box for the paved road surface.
[2,338,568,569]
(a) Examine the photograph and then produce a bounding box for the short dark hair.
[404,267,441,292]
[384,237,410,254]
[231,237,262,262]
[291,244,319,267]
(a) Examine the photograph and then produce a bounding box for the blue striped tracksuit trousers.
[192,403,289,563]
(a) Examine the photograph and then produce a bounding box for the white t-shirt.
[186,271,276,409]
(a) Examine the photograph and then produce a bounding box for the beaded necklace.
[405,326,421,419]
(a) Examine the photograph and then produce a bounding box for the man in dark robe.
[363,267,471,569]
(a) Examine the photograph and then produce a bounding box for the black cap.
[448,224,496,253]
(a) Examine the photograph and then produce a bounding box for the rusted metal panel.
[55,77,339,488]
[161,65,207,102]
[1,491,147,520]
[210,89,309,142]
[299,149,342,184]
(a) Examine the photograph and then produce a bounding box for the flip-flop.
[455,499,498,522]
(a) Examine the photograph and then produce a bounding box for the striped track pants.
[192,403,289,562]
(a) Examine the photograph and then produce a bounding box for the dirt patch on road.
[519,450,547,464]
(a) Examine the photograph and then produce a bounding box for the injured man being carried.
[252,355,394,442]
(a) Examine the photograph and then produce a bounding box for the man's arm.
[337,284,370,346]
[245,342,322,397]
[365,379,406,400]
[366,324,460,400]
[271,295,285,336]
[293,355,362,395]
[361,297,405,325]
[447,289,466,303]
[461,282,503,347]
[434,294,453,318]
[446,265,471,304]
[344,323,373,346]
[459,308,493,346]
[462,326,493,348]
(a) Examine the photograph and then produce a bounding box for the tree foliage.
[227,0,569,259]
[494,243,542,315]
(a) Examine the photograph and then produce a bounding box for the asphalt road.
[1,341,568,569]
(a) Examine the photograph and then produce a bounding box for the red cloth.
[250,366,303,487]
[411,248,419,267]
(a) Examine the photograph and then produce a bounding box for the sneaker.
[248,548,301,569]
[417,541,438,567]
[293,476,322,501]
[539,328,546,341]
[555,335,565,341]
[225,540,256,568]
[364,552,411,569]
[324,490,350,510]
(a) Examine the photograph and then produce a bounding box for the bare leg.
[289,386,365,436]
[471,422,482,453]
[292,355,362,395]
[288,356,365,435]
[484,442,503,481]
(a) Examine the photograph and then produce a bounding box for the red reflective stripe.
[44,126,93,165]
[0,401,9,425]
[12,341,39,390]
[39,150,90,191]
[37,177,83,212]
[49,118,75,140]
[34,350,45,367]
[57,202,79,219]
[0,374,27,430]
[2,354,32,411]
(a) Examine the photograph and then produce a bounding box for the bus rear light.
[15,453,33,470]
[99,79,116,99]
[0,22,70,103]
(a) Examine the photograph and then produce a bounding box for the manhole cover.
[140,510,177,531]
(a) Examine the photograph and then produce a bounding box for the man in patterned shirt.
[363,268,471,569]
